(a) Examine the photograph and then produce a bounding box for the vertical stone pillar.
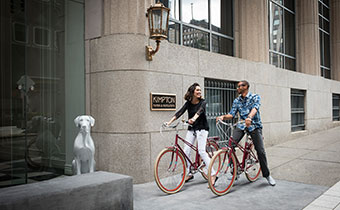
[331,0,340,81]
[235,0,269,63]
[296,0,320,76]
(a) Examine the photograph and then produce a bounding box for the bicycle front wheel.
[245,142,261,182]
[154,147,186,194]
[208,149,237,196]
[200,140,220,180]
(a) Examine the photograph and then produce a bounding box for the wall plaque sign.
[150,93,176,111]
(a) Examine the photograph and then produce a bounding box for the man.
[216,80,276,186]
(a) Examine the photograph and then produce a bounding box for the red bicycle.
[207,120,261,196]
[154,120,220,194]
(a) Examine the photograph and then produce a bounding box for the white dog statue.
[72,115,96,175]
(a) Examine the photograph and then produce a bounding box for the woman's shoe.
[185,174,194,183]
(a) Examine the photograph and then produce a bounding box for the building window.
[160,0,234,56]
[291,89,305,132]
[333,94,340,121]
[12,22,28,44]
[33,26,50,47]
[319,0,331,79]
[204,79,238,136]
[269,0,296,71]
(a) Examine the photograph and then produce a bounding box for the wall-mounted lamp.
[146,1,170,61]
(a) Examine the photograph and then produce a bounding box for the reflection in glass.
[13,23,28,43]
[182,26,209,51]
[269,2,283,53]
[270,52,283,68]
[168,21,180,44]
[211,0,233,37]
[212,34,233,56]
[160,0,179,20]
[182,0,208,29]
[285,57,295,71]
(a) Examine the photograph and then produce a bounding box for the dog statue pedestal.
[72,115,96,175]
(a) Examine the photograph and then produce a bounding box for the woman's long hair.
[184,83,200,101]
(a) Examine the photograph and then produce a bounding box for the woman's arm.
[167,102,188,125]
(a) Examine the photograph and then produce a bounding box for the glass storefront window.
[0,0,85,188]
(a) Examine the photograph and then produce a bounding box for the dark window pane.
[211,0,233,37]
[324,33,330,67]
[323,0,329,6]
[291,89,305,131]
[320,31,324,66]
[323,19,329,32]
[319,15,323,30]
[212,35,233,56]
[284,10,295,57]
[34,27,50,46]
[324,68,331,79]
[182,0,209,29]
[319,2,322,15]
[284,0,295,12]
[323,5,329,19]
[182,26,209,51]
[168,21,180,44]
[285,57,295,71]
[13,23,27,43]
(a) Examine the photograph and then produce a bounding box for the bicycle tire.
[245,142,261,182]
[154,147,186,194]
[208,149,237,196]
[200,140,219,180]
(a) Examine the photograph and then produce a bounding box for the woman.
[165,83,217,185]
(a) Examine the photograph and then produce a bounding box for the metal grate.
[204,79,238,137]
[333,94,340,121]
[291,89,305,131]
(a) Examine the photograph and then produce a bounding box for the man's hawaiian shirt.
[229,92,263,132]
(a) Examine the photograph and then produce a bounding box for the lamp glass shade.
[147,2,170,40]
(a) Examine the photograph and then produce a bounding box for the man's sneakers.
[265,175,276,186]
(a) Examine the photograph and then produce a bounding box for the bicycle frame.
[172,133,202,172]
[216,120,259,173]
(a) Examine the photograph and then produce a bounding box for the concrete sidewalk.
[134,126,340,210]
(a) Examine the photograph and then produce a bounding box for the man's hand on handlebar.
[245,118,252,127]
[216,115,224,123]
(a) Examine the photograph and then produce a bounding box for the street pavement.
[134,126,340,210]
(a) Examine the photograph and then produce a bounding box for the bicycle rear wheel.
[208,149,236,196]
[200,140,219,180]
[154,147,186,194]
[245,142,261,182]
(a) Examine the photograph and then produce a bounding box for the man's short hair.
[239,80,250,89]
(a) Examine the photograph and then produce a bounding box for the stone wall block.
[103,0,149,36]
[90,34,148,72]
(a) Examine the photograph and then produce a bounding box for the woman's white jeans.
[183,130,215,176]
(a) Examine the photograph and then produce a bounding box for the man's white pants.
[183,130,215,175]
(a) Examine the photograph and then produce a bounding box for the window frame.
[268,0,296,71]
[160,0,234,56]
